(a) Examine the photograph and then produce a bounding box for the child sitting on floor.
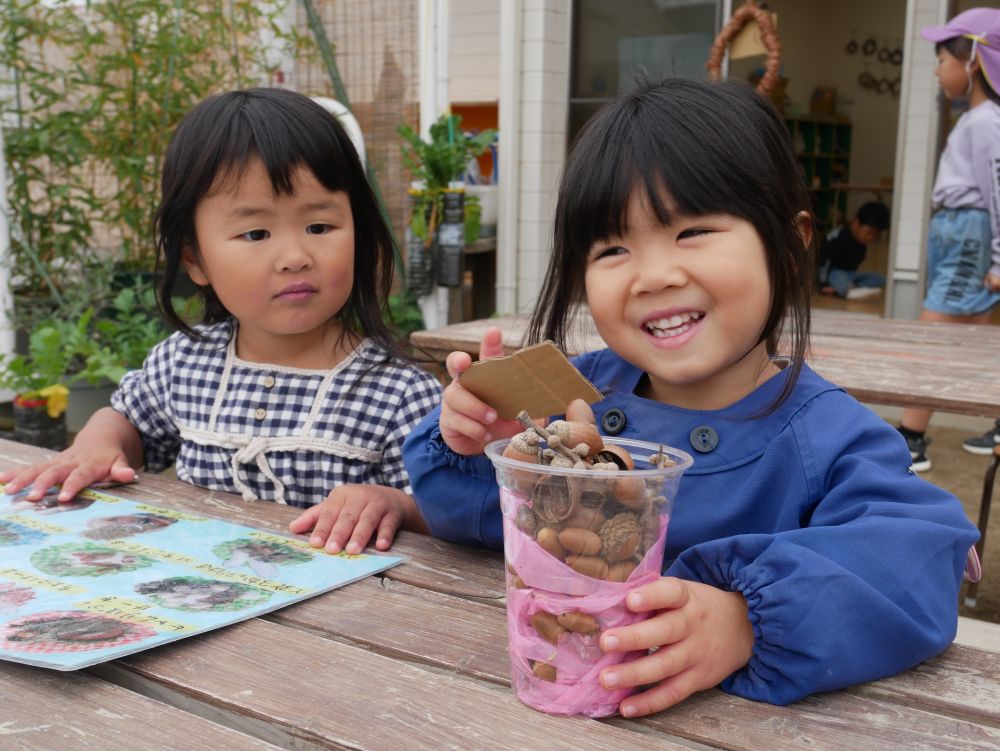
[818,201,890,300]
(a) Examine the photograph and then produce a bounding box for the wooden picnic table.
[2,438,1000,750]
[410,310,1000,419]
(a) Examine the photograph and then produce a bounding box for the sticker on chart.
[82,513,177,540]
[0,519,48,546]
[213,538,312,578]
[0,490,95,516]
[134,576,272,612]
[0,583,36,612]
[0,610,157,653]
[31,543,156,578]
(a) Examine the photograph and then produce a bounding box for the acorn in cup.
[500,399,675,580]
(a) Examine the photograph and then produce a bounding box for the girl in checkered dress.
[0,89,442,555]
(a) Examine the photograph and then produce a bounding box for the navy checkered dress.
[111,320,442,507]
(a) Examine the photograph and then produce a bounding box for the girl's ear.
[794,211,814,249]
[182,245,209,286]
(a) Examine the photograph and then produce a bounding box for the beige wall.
[450,0,500,103]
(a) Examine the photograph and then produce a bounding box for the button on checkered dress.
[111,321,442,507]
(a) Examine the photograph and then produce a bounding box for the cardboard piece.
[459,341,603,420]
[729,13,778,60]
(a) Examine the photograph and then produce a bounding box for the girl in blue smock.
[402,79,978,716]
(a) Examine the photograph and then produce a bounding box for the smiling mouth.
[643,311,705,338]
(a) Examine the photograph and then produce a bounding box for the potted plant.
[398,114,497,247]
[0,313,98,450]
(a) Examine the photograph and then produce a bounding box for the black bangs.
[194,89,362,199]
[559,79,799,258]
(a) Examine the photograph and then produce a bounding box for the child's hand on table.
[289,484,427,554]
[599,577,755,717]
[0,446,137,503]
[440,326,524,456]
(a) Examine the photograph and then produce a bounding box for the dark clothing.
[817,225,866,284]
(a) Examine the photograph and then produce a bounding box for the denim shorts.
[924,209,1000,316]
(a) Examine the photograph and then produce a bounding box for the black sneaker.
[900,430,932,472]
[962,420,1000,456]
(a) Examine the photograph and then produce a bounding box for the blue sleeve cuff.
[402,406,504,550]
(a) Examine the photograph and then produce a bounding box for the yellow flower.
[38,384,70,418]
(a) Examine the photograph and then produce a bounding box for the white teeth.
[644,311,703,333]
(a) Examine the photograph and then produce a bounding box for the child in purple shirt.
[898,7,1000,470]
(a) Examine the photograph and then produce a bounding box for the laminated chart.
[0,488,404,669]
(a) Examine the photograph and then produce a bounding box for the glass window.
[569,0,720,141]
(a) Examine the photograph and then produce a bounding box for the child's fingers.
[24,465,77,502]
[288,504,321,535]
[54,468,102,503]
[442,409,496,447]
[625,577,690,614]
[617,667,704,718]
[306,497,345,550]
[56,458,133,502]
[109,463,139,484]
[445,350,473,381]
[478,326,506,360]
[600,641,694,693]
[337,500,382,555]
[1,464,50,495]
[0,467,38,495]
[600,608,688,655]
[372,509,403,551]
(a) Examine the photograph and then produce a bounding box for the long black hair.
[526,78,814,413]
[154,87,402,358]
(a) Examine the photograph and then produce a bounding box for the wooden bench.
[411,310,1000,606]
[2,437,1000,749]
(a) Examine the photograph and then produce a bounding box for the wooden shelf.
[785,116,852,232]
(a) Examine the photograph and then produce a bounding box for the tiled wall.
[511,0,571,313]
[887,0,947,317]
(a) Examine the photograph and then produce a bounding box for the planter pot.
[67,380,117,434]
[13,398,67,451]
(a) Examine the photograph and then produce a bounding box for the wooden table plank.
[0,661,280,750]
[639,686,1000,751]
[849,643,1000,726]
[270,576,509,685]
[97,618,690,751]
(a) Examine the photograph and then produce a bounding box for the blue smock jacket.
[402,350,979,705]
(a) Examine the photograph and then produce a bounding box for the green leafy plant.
[0,311,98,402]
[85,282,181,384]
[0,279,182,412]
[386,291,427,346]
[398,114,496,242]
[0,0,309,300]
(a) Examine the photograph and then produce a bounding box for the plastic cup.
[485,437,693,717]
